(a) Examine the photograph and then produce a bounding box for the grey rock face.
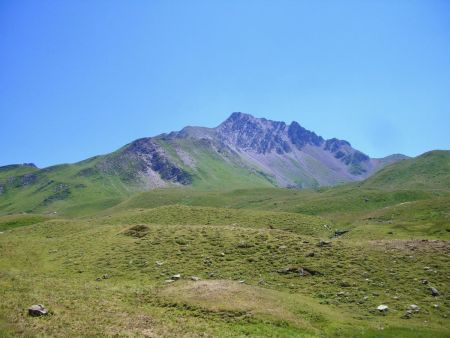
[99,138,192,185]
[288,121,324,149]
[217,112,291,154]
[214,112,374,179]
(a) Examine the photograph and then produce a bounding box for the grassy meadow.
[0,152,449,337]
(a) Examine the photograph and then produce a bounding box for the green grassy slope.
[0,164,38,180]
[0,150,449,336]
[0,157,138,216]
[155,137,276,190]
[363,150,450,190]
[0,211,448,337]
[0,137,277,216]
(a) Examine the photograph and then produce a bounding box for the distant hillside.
[0,113,411,215]
[0,163,38,180]
[362,150,450,190]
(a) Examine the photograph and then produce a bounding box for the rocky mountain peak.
[216,113,289,154]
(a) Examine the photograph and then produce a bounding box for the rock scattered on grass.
[28,304,48,317]
[171,274,181,280]
[402,305,419,319]
[408,304,420,312]
[191,276,200,281]
[317,239,331,247]
[306,252,315,257]
[377,304,389,313]
[334,229,349,237]
[430,287,440,296]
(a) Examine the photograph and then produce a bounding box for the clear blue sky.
[1,0,449,167]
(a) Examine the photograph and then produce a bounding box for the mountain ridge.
[0,112,418,215]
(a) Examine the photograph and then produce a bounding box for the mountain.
[0,112,408,214]
[102,112,406,188]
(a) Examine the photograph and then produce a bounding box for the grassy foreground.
[0,197,449,337]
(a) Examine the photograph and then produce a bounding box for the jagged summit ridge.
[213,113,369,173]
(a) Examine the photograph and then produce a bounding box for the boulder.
[28,304,48,317]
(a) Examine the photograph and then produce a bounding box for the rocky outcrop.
[99,138,192,185]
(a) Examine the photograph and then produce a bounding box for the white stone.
[377,305,389,312]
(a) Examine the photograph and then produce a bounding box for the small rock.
[433,304,439,308]
[171,274,181,280]
[408,304,420,312]
[102,274,110,279]
[430,287,440,296]
[402,310,413,319]
[96,277,102,282]
[220,252,225,256]
[165,279,175,283]
[238,280,245,283]
[421,279,428,285]
[317,239,331,247]
[191,276,200,281]
[28,304,48,317]
[305,252,315,257]
[377,304,389,313]
[155,261,164,266]
[278,245,287,250]
[340,280,351,287]
[334,229,349,237]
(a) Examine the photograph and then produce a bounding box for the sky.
[1,0,449,167]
